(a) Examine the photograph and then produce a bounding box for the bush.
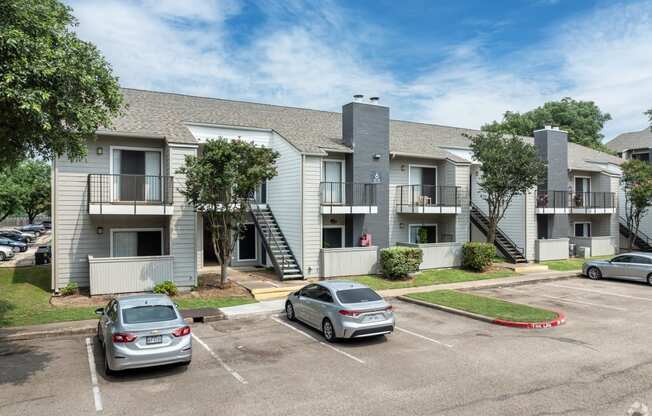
[60,281,78,296]
[153,280,178,296]
[380,247,423,280]
[462,242,496,272]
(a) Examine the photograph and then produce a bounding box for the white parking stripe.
[192,334,248,384]
[502,287,628,312]
[395,327,453,348]
[84,338,103,412]
[270,316,365,364]
[548,283,652,302]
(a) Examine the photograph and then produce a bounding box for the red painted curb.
[492,312,566,329]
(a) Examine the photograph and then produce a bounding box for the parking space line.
[192,334,248,384]
[548,283,652,302]
[395,327,453,348]
[502,287,628,311]
[84,338,103,412]
[270,316,365,364]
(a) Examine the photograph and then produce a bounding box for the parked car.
[18,224,45,236]
[583,252,652,284]
[0,245,16,261]
[12,228,37,240]
[35,245,51,265]
[0,237,27,252]
[285,281,395,342]
[96,294,192,374]
[0,230,33,243]
[39,220,52,230]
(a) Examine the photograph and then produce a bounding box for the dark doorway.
[238,224,256,260]
[137,231,162,256]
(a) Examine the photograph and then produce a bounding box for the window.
[631,256,652,264]
[612,255,633,263]
[322,160,344,204]
[111,228,163,257]
[322,226,344,248]
[409,224,437,244]
[573,176,591,207]
[122,305,178,324]
[336,288,382,304]
[314,286,334,303]
[300,284,320,299]
[573,223,591,238]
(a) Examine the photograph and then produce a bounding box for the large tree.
[0,168,23,222]
[621,160,652,251]
[178,139,279,287]
[469,132,547,243]
[16,160,51,223]
[483,98,612,152]
[0,0,123,166]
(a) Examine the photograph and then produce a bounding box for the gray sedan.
[96,294,192,374]
[583,252,652,284]
[285,281,395,342]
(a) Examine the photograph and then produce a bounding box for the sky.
[65,0,652,141]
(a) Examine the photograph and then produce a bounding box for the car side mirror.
[95,308,104,316]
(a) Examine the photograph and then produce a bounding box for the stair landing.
[227,268,309,301]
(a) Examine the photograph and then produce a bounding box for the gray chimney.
[342,98,390,248]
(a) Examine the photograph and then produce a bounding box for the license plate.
[146,335,162,345]
[363,313,384,323]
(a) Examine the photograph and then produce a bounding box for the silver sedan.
[583,252,652,284]
[285,281,395,342]
[96,294,192,374]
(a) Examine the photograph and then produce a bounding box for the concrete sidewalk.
[377,269,581,297]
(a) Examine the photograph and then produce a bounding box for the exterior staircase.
[249,203,304,280]
[618,216,652,251]
[470,203,527,263]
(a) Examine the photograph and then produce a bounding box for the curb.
[0,325,97,342]
[397,295,565,329]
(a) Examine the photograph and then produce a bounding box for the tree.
[469,132,547,243]
[621,160,652,251]
[483,98,612,152]
[15,160,51,223]
[0,0,123,166]
[0,168,23,222]
[646,108,652,128]
[177,139,279,287]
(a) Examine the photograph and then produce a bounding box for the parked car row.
[0,222,50,261]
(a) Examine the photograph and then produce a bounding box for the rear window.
[336,288,382,304]
[122,305,177,324]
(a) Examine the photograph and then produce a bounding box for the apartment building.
[52,89,622,294]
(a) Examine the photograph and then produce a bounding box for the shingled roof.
[101,88,621,170]
[606,127,652,153]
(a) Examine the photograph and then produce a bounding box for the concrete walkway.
[220,299,285,318]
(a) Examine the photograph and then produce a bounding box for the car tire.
[0,252,5,262]
[647,274,652,286]
[285,301,296,321]
[322,319,337,343]
[587,266,602,280]
[104,350,114,376]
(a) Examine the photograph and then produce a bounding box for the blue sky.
[66,0,652,140]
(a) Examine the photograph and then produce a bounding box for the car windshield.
[122,305,177,324]
[336,288,382,304]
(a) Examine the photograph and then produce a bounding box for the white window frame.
[322,225,345,248]
[322,159,346,205]
[109,227,165,257]
[572,222,591,238]
[408,164,438,205]
[237,222,258,261]
[409,223,438,244]
[573,175,592,193]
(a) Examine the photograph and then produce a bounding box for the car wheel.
[587,266,602,280]
[285,301,296,321]
[322,319,337,343]
[104,350,114,376]
[0,252,5,262]
[97,323,104,349]
[647,274,652,286]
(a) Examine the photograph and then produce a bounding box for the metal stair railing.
[248,200,287,278]
[619,215,652,248]
[471,202,525,260]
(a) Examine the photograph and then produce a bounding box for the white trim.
[237,222,258,261]
[167,143,199,149]
[408,223,438,244]
[322,225,345,249]
[572,222,592,238]
[109,227,164,257]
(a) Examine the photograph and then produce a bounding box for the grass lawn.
[0,267,255,328]
[406,290,559,322]
[349,268,516,291]
[540,255,613,271]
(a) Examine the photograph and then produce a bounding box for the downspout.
[51,158,57,292]
[300,154,305,277]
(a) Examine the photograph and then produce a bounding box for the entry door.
[238,224,257,261]
[323,161,343,204]
[575,177,590,207]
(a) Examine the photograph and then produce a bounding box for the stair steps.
[471,203,528,264]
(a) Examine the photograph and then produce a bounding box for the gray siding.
[302,155,322,277]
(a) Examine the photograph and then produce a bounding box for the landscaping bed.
[347,268,516,291]
[405,289,559,323]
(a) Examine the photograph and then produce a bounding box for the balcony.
[320,182,378,214]
[535,191,616,214]
[395,185,461,214]
[88,174,174,215]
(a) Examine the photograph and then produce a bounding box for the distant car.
[0,230,33,243]
[0,245,16,261]
[96,294,192,374]
[0,237,27,252]
[39,220,51,230]
[583,252,652,284]
[18,224,44,236]
[285,281,395,342]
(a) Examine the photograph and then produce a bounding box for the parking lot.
[3,276,652,416]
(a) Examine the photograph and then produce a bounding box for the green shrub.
[153,280,178,296]
[380,247,423,280]
[462,242,496,272]
[60,281,78,296]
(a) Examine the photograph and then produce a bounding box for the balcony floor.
[536,207,616,214]
[321,205,378,214]
[396,205,461,214]
[89,203,174,215]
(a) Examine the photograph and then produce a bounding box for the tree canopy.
[0,160,51,223]
[0,0,123,166]
[621,160,652,250]
[482,98,612,153]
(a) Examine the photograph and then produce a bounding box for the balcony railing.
[320,182,377,206]
[536,191,615,211]
[88,174,174,214]
[396,185,460,212]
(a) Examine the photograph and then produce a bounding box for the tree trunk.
[486,221,497,244]
[220,253,229,288]
[28,211,37,224]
